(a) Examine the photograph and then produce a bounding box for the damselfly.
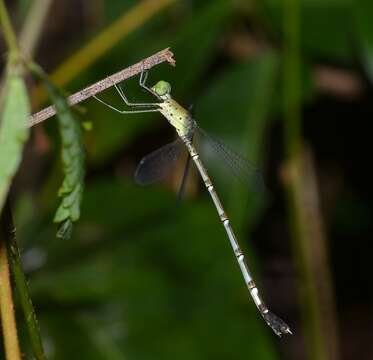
[94,67,292,336]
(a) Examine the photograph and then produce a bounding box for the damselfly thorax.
[159,98,195,139]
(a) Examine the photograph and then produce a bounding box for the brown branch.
[28,48,176,127]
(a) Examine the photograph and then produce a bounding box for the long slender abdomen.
[181,136,292,337]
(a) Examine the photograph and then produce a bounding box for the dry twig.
[29,48,175,127]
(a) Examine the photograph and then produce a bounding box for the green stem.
[0,0,22,106]
[18,0,54,59]
[0,4,45,358]
[1,198,47,360]
[0,202,21,360]
[0,0,20,55]
[283,1,333,359]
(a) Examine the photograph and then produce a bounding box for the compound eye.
[152,81,171,96]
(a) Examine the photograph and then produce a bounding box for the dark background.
[1,0,372,359]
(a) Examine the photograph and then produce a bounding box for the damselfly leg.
[93,70,161,113]
[139,63,163,100]
[115,83,159,107]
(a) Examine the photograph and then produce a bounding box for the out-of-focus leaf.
[30,64,85,240]
[236,54,278,223]
[170,0,234,97]
[354,0,373,80]
[261,0,354,62]
[29,178,278,360]
[38,311,122,360]
[104,0,137,23]
[0,66,30,212]
[195,53,276,180]
[16,0,32,20]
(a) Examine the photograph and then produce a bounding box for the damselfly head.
[152,80,171,98]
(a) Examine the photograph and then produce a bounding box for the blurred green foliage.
[29,64,85,241]
[3,0,373,359]
[0,67,30,211]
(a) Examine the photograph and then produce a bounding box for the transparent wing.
[197,126,265,193]
[177,153,191,202]
[134,139,183,185]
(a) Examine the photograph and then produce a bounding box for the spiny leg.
[139,63,162,100]
[114,83,160,107]
[93,73,161,114]
[93,94,160,114]
[104,74,160,107]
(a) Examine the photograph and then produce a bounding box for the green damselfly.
[94,67,292,337]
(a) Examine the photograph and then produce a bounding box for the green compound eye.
[152,80,171,96]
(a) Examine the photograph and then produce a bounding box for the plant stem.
[0,4,46,358]
[0,0,21,105]
[0,0,19,55]
[28,47,176,127]
[0,5,24,360]
[1,198,47,360]
[0,206,21,360]
[18,0,54,59]
[283,1,339,359]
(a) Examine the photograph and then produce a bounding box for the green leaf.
[261,0,354,62]
[29,178,278,360]
[354,0,373,79]
[170,0,234,96]
[0,66,30,212]
[29,63,85,240]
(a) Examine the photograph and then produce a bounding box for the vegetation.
[0,0,372,359]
